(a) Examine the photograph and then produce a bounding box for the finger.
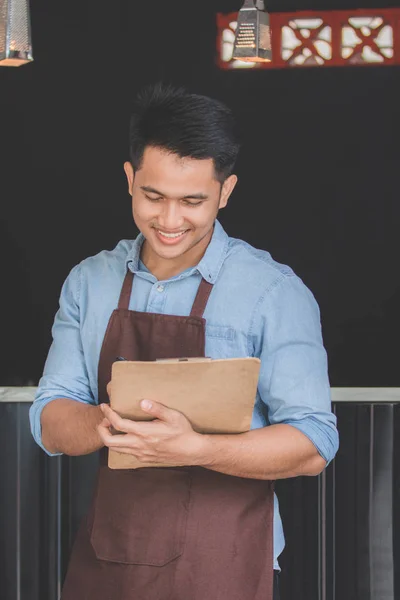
[97,417,111,435]
[97,419,114,442]
[97,415,127,442]
[97,419,124,442]
[110,447,148,458]
[101,404,140,434]
[100,404,164,438]
[140,399,179,422]
[99,426,140,448]
[109,447,165,467]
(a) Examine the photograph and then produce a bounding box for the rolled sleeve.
[252,274,339,465]
[29,264,95,455]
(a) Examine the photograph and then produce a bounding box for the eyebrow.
[140,186,208,200]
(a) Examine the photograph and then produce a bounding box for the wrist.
[190,433,215,467]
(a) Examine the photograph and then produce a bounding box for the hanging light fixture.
[233,0,272,63]
[0,0,33,66]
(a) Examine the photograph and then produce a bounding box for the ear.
[218,174,238,210]
[124,162,135,196]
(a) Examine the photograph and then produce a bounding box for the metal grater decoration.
[0,0,33,66]
[233,0,272,63]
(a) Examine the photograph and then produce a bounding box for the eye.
[145,195,162,203]
[182,199,203,207]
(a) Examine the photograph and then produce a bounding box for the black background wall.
[1,0,400,387]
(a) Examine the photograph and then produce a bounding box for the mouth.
[153,227,190,245]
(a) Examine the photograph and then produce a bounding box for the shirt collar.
[195,220,229,283]
[126,220,229,284]
[126,232,146,273]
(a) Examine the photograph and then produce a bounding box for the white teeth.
[157,230,186,239]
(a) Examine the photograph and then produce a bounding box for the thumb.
[140,399,172,421]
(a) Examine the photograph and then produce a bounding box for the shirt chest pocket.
[206,323,235,341]
[205,323,247,359]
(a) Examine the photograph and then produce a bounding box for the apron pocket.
[90,467,191,566]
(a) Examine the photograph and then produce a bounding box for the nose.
[158,200,185,230]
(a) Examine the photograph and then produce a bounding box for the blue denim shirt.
[30,220,339,569]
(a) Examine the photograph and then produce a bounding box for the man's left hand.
[98,400,206,466]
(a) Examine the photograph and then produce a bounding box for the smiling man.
[126,143,235,281]
[30,84,339,600]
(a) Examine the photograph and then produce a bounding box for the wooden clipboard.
[108,357,261,469]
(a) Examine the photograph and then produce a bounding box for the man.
[30,84,339,600]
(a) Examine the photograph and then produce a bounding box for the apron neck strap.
[190,279,213,319]
[118,270,134,310]
[118,270,213,318]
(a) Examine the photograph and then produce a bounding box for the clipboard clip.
[155,357,212,363]
[115,356,212,363]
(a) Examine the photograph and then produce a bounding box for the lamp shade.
[233,0,272,63]
[0,0,33,66]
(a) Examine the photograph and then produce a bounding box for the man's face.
[124,147,237,266]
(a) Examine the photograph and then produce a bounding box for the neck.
[141,227,214,281]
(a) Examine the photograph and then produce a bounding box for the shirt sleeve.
[251,273,339,464]
[29,263,95,456]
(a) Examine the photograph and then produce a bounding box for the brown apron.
[61,270,275,600]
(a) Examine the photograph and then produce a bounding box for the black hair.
[129,83,241,183]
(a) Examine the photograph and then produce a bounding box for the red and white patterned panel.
[216,9,400,70]
[281,17,332,66]
[341,16,394,64]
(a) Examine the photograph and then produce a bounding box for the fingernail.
[141,399,152,410]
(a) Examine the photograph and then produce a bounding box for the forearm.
[41,398,105,456]
[196,424,326,480]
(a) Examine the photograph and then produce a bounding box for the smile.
[156,230,188,239]
[153,228,191,246]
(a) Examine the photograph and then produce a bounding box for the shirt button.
[157,285,164,293]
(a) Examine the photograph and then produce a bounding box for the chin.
[154,244,190,260]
